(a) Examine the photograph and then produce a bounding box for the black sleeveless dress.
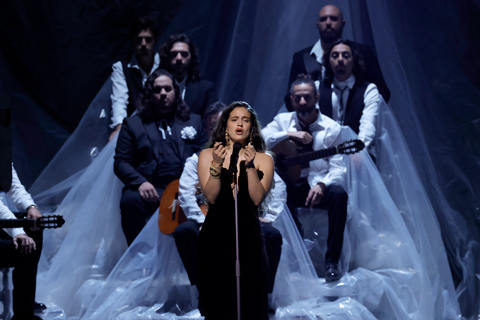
[197,162,269,320]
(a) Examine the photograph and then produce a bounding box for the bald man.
[285,4,390,110]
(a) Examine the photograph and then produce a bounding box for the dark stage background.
[1,0,479,317]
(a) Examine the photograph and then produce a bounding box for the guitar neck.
[0,219,35,229]
[286,146,338,165]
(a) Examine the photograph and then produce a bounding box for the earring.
[225,131,230,144]
[249,131,253,145]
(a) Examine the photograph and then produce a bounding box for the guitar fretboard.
[0,216,64,229]
[0,219,35,229]
[285,146,338,166]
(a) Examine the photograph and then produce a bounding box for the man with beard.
[114,69,207,245]
[262,74,347,282]
[159,34,217,117]
[285,4,389,110]
[109,17,161,141]
[320,39,380,153]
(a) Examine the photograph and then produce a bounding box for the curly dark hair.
[159,34,202,82]
[137,68,190,121]
[322,38,366,85]
[207,101,266,152]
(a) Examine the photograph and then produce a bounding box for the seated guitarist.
[0,164,43,320]
[262,74,347,283]
[173,102,285,302]
[113,69,207,245]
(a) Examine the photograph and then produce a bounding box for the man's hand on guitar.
[305,183,326,208]
[139,182,160,202]
[27,206,43,231]
[288,131,313,145]
[13,234,36,254]
[212,141,226,167]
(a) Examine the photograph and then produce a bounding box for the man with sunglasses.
[159,34,217,117]
[109,17,161,141]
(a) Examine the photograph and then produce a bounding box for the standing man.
[109,17,161,140]
[263,74,347,282]
[285,4,389,110]
[0,165,43,320]
[320,39,380,152]
[159,34,217,117]
[114,69,207,245]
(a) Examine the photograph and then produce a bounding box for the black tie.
[334,85,348,125]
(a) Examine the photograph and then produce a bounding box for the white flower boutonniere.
[181,126,197,140]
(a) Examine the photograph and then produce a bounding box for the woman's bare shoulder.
[256,152,274,165]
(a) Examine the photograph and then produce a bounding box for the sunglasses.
[169,51,190,59]
[134,36,153,45]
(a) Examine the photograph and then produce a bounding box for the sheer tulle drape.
[29,0,478,318]
[34,124,459,319]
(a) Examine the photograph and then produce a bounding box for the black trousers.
[287,181,347,264]
[173,219,283,293]
[120,187,164,245]
[0,224,43,317]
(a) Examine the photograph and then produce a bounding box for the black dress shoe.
[325,262,342,283]
[34,302,47,312]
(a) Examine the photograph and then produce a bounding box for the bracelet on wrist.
[210,165,221,178]
[26,204,38,211]
[245,161,255,169]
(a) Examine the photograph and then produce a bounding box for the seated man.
[114,68,207,245]
[320,39,380,153]
[173,101,284,297]
[0,165,43,320]
[262,74,347,282]
[109,17,160,140]
[159,34,218,117]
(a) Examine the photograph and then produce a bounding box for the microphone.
[228,142,242,174]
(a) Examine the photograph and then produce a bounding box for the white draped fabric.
[33,111,459,319]
[25,0,478,318]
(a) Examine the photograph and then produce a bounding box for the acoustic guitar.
[0,215,65,229]
[158,179,208,234]
[272,139,364,185]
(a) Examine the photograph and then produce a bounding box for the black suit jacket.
[114,114,207,189]
[285,42,390,110]
[184,79,218,117]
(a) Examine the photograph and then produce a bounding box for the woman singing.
[197,101,274,319]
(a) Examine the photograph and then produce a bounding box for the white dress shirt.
[310,40,325,79]
[0,165,36,238]
[110,52,160,128]
[262,111,346,188]
[331,75,380,149]
[178,154,286,223]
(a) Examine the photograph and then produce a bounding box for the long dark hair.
[137,68,190,121]
[322,38,366,85]
[159,33,202,82]
[208,101,266,152]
